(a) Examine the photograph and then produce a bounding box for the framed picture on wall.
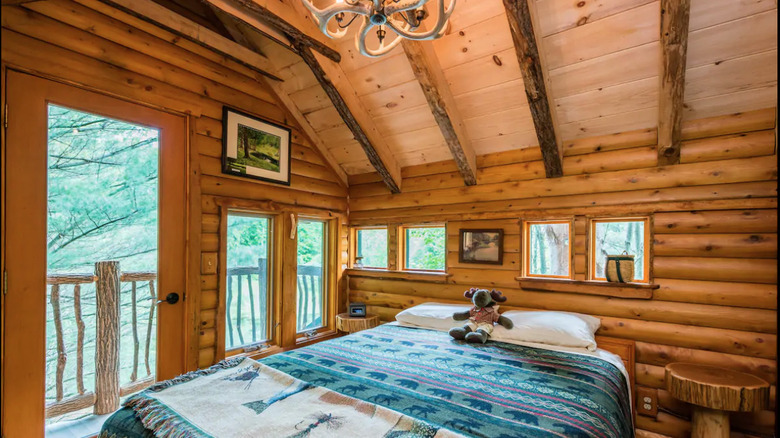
[459,229,503,265]
[221,106,291,185]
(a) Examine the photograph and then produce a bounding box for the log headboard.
[596,335,636,411]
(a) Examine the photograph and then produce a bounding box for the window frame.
[399,224,447,273]
[295,217,329,335]
[588,217,651,283]
[351,226,389,269]
[522,219,574,280]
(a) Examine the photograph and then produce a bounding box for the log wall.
[347,107,778,437]
[1,1,348,372]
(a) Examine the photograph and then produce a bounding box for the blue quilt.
[102,324,633,438]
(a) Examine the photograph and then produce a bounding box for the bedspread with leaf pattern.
[101,324,632,438]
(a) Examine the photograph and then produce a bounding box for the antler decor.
[301,0,456,57]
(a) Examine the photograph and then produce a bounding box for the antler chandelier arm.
[301,0,372,39]
[357,15,408,57]
[385,0,455,40]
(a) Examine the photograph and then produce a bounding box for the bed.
[100,324,634,438]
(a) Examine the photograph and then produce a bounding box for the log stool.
[335,312,379,334]
[665,363,769,438]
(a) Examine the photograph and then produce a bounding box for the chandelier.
[301,0,456,57]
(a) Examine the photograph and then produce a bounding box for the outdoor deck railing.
[47,260,323,419]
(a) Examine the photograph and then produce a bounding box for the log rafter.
[503,0,563,178]
[210,6,349,186]
[295,41,402,193]
[402,40,477,186]
[658,0,691,166]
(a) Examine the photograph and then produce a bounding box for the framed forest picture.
[221,107,291,185]
[459,229,503,265]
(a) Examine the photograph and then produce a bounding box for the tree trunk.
[94,261,120,415]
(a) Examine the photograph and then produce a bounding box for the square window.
[590,218,649,282]
[355,228,388,269]
[523,221,572,278]
[402,226,446,271]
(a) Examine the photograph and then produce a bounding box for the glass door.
[3,71,187,436]
[296,219,326,333]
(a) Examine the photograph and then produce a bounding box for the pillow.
[492,310,601,351]
[395,302,471,331]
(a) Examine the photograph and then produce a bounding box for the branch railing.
[225,259,323,350]
[45,261,156,419]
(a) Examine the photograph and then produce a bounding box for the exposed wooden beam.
[205,0,294,52]
[402,40,477,186]
[211,8,349,187]
[658,0,691,166]
[503,0,563,178]
[95,0,282,81]
[295,42,403,193]
[217,0,341,63]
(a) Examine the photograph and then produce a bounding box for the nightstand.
[665,362,770,438]
[335,312,379,333]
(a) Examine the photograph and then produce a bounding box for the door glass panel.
[297,220,326,332]
[225,213,272,351]
[45,104,159,425]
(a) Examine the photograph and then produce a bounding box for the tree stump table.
[335,313,379,334]
[665,363,770,438]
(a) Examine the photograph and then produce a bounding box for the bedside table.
[335,313,379,333]
[665,362,770,438]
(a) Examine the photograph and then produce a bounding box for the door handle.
[157,292,180,305]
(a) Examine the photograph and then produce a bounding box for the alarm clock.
[348,302,367,317]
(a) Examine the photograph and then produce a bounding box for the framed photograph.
[221,106,291,185]
[459,229,503,265]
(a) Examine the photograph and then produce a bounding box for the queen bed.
[100,320,634,438]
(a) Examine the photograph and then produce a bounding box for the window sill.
[516,277,658,299]
[296,329,340,346]
[345,268,452,283]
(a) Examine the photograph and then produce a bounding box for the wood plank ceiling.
[172,0,778,185]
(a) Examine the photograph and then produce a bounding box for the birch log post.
[94,261,121,415]
[50,284,66,401]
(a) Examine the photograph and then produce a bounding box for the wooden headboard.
[595,335,636,411]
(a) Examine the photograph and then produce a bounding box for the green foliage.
[297,220,324,266]
[234,124,281,172]
[356,229,387,268]
[226,214,269,267]
[405,227,445,271]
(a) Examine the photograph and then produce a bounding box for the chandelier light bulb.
[301,0,456,58]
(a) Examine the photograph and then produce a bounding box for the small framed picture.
[459,229,503,265]
[221,106,291,185]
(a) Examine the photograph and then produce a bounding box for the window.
[402,226,446,271]
[225,212,273,352]
[590,218,650,282]
[297,219,327,332]
[523,220,572,278]
[354,227,388,269]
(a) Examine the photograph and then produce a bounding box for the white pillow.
[492,310,601,351]
[395,302,471,331]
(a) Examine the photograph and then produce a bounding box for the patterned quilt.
[102,324,633,438]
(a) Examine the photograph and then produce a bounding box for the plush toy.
[449,288,514,343]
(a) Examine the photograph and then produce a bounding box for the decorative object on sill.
[221,106,291,186]
[605,251,635,283]
[336,312,379,333]
[665,362,770,438]
[459,228,503,265]
[301,0,456,57]
[348,302,367,317]
[354,256,364,269]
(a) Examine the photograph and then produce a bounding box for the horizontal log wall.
[347,108,778,437]
[1,2,347,372]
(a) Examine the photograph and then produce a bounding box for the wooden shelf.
[516,277,658,299]
[345,268,452,283]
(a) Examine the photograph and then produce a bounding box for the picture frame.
[221,106,291,185]
[459,229,503,265]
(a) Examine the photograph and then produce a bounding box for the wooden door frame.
[1,69,190,436]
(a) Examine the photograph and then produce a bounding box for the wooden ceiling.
[164,0,777,187]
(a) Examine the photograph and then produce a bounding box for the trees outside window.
[403,226,446,271]
[523,221,571,278]
[355,228,388,268]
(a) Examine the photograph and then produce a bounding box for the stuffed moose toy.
[449,288,514,343]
